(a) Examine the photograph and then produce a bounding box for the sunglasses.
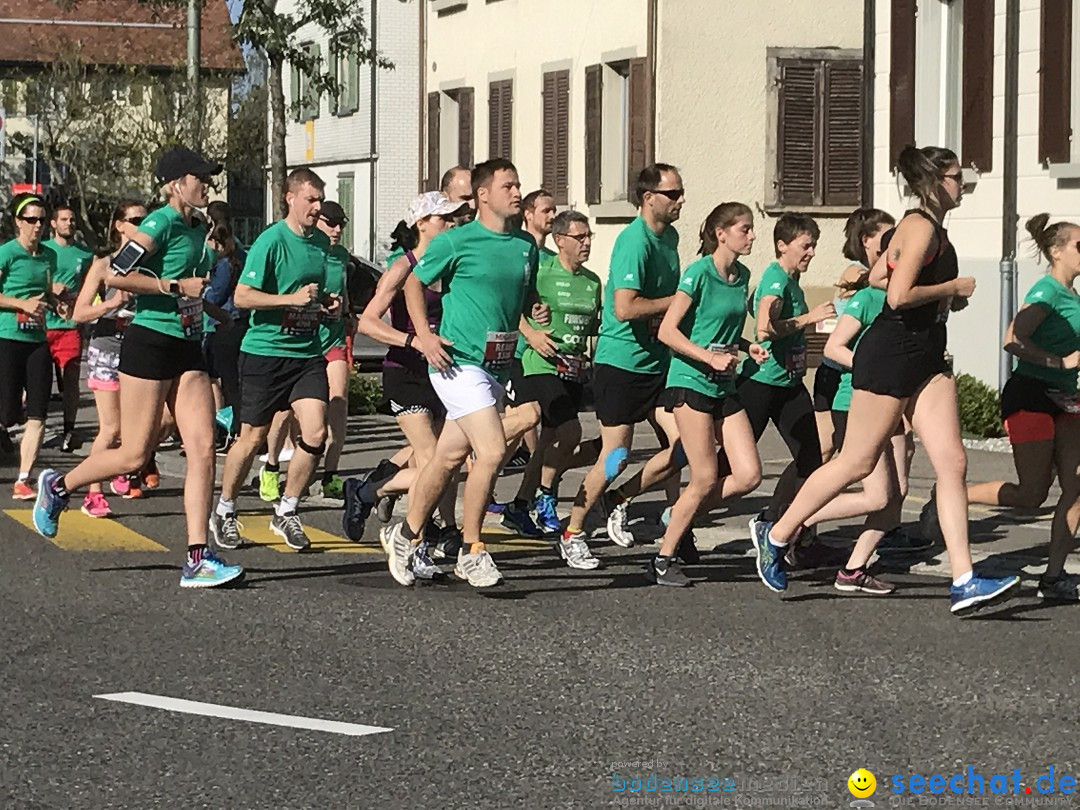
[125,216,145,226]
[560,231,594,244]
[18,216,45,225]
[649,188,685,201]
[321,218,346,228]
[942,172,964,184]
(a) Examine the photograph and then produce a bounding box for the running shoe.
[12,480,35,500]
[454,549,502,587]
[432,525,464,560]
[259,466,281,503]
[676,529,701,565]
[644,555,691,587]
[660,506,672,528]
[534,492,562,534]
[109,475,131,497]
[486,500,508,515]
[81,492,112,518]
[322,474,344,500]
[376,492,399,523]
[558,531,600,570]
[949,574,1020,615]
[502,502,543,537]
[180,549,244,589]
[342,476,377,541]
[271,511,310,551]
[142,459,161,490]
[32,469,69,538]
[385,522,416,586]
[503,447,531,473]
[607,501,634,547]
[409,541,443,581]
[834,568,896,595]
[749,516,788,592]
[210,511,244,551]
[876,525,934,555]
[61,431,77,453]
[124,474,143,500]
[1037,573,1080,602]
[784,537,847,570]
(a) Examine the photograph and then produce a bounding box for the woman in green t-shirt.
[647,203,768,586]
[0,193,60,499]
[33,147,243,590]
[967,214,1080,601]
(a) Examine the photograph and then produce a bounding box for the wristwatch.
[405,334,416,351]
[168,280,181,296]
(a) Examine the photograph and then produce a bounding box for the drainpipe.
[646,0,657,161]
[999,0,1020,392]
[861,0,875,203]
[368,0,378,262]
[418,0,426,193]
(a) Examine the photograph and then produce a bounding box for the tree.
[232,0,392,216]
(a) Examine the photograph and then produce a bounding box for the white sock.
[767,531,788,548]
[953,571,973,587]
[277,495,299,516]
[216,497,235,517]
[17,472,28,482]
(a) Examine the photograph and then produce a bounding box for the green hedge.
[955,373,1004,439]
[348,372,383,416]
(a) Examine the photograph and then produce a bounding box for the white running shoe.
[607,502,634,547]
[385,523,416,586]
[454,549,502,587]
[559,532,601,570]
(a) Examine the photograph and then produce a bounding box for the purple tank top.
[384,250,443,372]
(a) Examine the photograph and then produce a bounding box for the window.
[542,70,570,205]
[914,0,963,155]
[584,57,650,205]
[1041,0,1073,164]
[331,38,360,117]
[338,174,355,252]
[488,79,512,160]
[290,42,321,122]
[426,91,440,190]
[766,49,864,209]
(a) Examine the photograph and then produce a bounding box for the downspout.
[999,0,1020,392]
[646,0,657,161]
[369,0,378,262]
[418,0,426,193]
[861,0,875,204]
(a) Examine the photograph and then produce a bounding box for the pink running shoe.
[109,475,131,497]
[81,492,113,518]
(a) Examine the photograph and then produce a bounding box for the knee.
[864,484,891,514]
[732,465,763,497]
[1015,481,1052,508]
[935,448,967,482]
[845,453,879,483]
[117,444,152,473]
[687,469,718,496]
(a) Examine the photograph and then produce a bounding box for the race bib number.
[281,304,320,336]
[706,343,739,382]
[16,310,42,331]
[1047,389,1080,414]
[786,345,807,380]
[483,330,518,371]
[554,353,589,382]
[646,314,663,339]
[937,298,952,324]
[177,296,204,340]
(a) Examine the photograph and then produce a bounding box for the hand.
[526,328,558,358]
[808,301,836,324]
[21,295,46,319]
[952,276,977,298]
[748,343,769,364]
[418,331,453,371]
[1063,351,1080,370]
[289,283,320,307]
[321,293,343,320]
[106,291,133,312]
[51,282,69,298]
[531,302,551,326]
[708,351,738,374]
[216,311,235,330]
[177,276,209,298]
[950,296,969,312]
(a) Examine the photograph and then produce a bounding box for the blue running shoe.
[950,574,1020,615]
[502,503,543,537]
[486,501,508,515]
[534,492,561,534]
[33,469,69,538]
[409,541,444,581]
[180,550,245,589]
[749,516,787,592]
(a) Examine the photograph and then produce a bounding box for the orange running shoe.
[143,459,160,490]
[12,479,34,500]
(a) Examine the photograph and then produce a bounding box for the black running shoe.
[676,529,701,565]
[342,477,376,541]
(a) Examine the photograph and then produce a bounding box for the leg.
[61,357,81,435]
[768,386,822,522]
[283,398,328,499]
[515,423,557,504]
[566,423,634,533]
[220,422,272,501]
[266,410,292,465]
[403,417,473,538]
[87,388,122,495]
[815,409,835,463]
[19,340,54,479]
[19,419,45,478]
[323,359,350,476]
[656,406,718,558]
[541,419,583,490]
[967,438,1054,509]
[1045,418,1080,580]
[612,407,683,501]
[167,371,217,547]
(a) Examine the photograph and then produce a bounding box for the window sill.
[1047,162,1080,179]
[762,204,860,217]
[430,0,468,11]
[333,109,358,119]
[589,200,637,220]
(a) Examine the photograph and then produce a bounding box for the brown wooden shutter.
[488,79,513,160]
[777,59,819,206]
[542,70,570,205]
[889,0,917,170]
[1040,0,1072,164]
[823,60,864,206]
[457,86,474,168]
[585,64,603,205]
[427,91,440,191]
[962,4,994,172]
[627,57,651,195]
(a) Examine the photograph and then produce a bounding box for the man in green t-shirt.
[212,168,339,553]
[43,205,93,452]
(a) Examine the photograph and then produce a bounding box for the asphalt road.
[3,412,1079,809]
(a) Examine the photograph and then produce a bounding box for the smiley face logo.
[848,769,876,798]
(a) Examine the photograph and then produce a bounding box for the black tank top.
[875,209,958,333]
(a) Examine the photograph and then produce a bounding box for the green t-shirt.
[521,252,601,379]
[1016,275,1080,392]
[131,206,213,341]
[240,220,330,359]
[832,286,885,411]
[43,239,92,330]
[665,256,750,399]
[741,262,809,388]
[319,244,350,353]
[0,240,55,343]
[593,216,680,375]
[412,219,538,381]
[516,246,556,360]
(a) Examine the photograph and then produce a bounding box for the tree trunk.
[268,53,288,221]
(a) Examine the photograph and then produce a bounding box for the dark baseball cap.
[319,201,347,226]
[155,147,223,184]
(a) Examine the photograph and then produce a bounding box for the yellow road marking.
[4,509,168,552]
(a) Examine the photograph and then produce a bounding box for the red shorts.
[47,328,82,369]
[1004,410,1080,443]
[324,344,349,364]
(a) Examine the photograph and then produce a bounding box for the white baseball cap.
[405,191,467,227]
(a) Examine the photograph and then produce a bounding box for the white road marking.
[94,692,393,737]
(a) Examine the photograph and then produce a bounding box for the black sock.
[538,485,553,497]
[512,497,529,511]
[187,544,207,564]
[323,471,336,485]
[402,522,419,541]
[267,462,280,473]
[63,421,75,435]
[842,565,860,575]
[53,476,70,500]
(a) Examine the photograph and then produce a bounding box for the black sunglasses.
[18,216,45,225]
[125,216,145,226]
[942,172,964,184]
[321,217,346,228]
[649,188,684,201]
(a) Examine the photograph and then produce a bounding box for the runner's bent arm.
[1004,304,1077,370]
[612,288,672,322]
[359,256,417,348]
[823,313,862,369]
[73,259,129,323]
[756,295,832,341]
[884,215,972,310]
[657,290,721,367]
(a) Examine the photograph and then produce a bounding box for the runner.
[34,147,243,589]
[383,158,542,587]
[43,204,93,453]
[753,145,1019,615]
[441,165,475,218]
[0,194,60,498]
[506,210,603,566]
[647,202,766,586]
[211,168,336,553]
[966,214,1080,601]
[71,200,146,517]
[562,164,686,555]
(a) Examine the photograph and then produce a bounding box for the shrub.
[955,373,1004,439]
[348,372,383,416]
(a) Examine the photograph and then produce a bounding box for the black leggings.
[0,338,52,426]
[737,377,821,478]
[208,320,248,416]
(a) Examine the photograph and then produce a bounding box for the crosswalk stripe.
[3,509,169,552]
[239,514,383,554]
